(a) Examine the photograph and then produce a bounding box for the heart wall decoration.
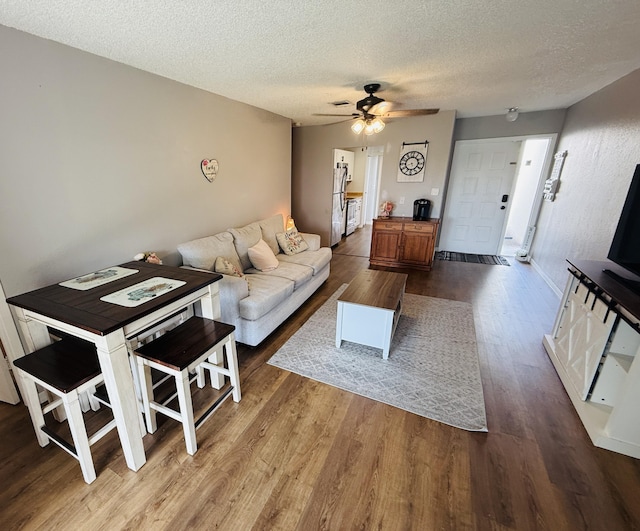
[201,158,219,182]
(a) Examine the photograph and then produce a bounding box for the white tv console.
[543,259,640,459]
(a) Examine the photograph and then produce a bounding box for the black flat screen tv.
[605,163,640,294]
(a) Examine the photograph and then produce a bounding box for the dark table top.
[6,261,222,336]
[339,269,407,311]
[567,259,640,322]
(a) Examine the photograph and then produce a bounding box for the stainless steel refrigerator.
[331,162,348,246]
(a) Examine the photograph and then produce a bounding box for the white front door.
[440,139,521,254]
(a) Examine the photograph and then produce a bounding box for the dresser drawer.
[403,222,435,233]
[374,220,404,231]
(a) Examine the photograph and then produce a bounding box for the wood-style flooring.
[2,225,640,530]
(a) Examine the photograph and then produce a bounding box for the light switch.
[431,188,439,196]
[399,196,405,204]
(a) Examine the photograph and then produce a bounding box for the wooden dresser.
[370,217,440,271]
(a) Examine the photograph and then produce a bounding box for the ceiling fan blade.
[369,101,393,115]
[381,109,439,118]
[313,113,360,117]
[321,117,360,125]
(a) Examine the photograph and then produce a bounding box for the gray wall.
[532,68,640,291]
[292,111,456,245]
[454,110,567,141]
[0,26,292,297]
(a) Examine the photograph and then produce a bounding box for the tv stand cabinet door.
[555,283,615,399]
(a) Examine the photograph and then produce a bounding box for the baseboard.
[530,258,562,298]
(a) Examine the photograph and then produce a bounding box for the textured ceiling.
[2,1,640,126]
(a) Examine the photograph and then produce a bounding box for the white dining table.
[7,261,222,472]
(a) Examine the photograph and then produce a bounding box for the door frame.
[363,148,384,225]
[440,133,558,257]
[0,280,22,404]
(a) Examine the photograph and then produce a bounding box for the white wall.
[532,68,640,292]
[292,112,456,245]
[0,26,292,297]
[505,138,550,246]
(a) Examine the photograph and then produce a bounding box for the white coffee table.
[335,269,407,359]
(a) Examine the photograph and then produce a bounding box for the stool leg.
[86,387,101,412]
[64,390,97,484]
[136,358,157,434]
[206,348,225,390]
[175,371,197,455]
[16,370,50,447]
[224,334,241,402]
[196,366,206,389]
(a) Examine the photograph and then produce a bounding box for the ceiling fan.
[315,83,439,134]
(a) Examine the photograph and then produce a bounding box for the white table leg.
[382,310,394,360]
[336,301,344,348]
[95,331,146,471]
[199,283,224,388]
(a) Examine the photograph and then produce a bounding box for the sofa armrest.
[300,232,321,251]
[218,275,250,324]
[181,266,248,324]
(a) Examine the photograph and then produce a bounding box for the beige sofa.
[177,214,331,346]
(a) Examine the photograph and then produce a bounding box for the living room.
[2,3,640,529]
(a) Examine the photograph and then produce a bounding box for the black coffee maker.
[413,199,431,221]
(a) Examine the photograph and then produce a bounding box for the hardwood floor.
[2,225,640,530]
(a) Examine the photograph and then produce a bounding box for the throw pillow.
[276,230,309,255]
[214,256,244,278]
[177,232,243,273]
[247,239,279,271]
[228,222,262,272]
[259,214,285,255]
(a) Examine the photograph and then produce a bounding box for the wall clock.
[399,150,425,176]
[397,143,428,182]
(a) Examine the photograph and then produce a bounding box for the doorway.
[440,135,556,257]
[363,146,384,225]
[501,138,552,257]
[439,139,522,255]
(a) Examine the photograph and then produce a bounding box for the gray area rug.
[268,285,488,432]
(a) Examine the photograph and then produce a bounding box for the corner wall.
[292,112,456,246]
[0,25,291,296]
[532,68,640,292]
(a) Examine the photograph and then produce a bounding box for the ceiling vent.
[330,100,351,107]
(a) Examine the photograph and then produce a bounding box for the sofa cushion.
[259,214,285,255]
[229,222,262,271]
[246,261,313,289]
[214,256,244,277]
[277,247,332,275]
[177,232,242,273]
[276,229,309,255]
[238,274,294,321]
[247,239,279,272]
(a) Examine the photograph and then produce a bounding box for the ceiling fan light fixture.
[351,119,366,134]
[364,117,385,135]
[506,107,519,122]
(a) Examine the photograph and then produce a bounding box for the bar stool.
[13,338,117,484]
[133,317,240,455]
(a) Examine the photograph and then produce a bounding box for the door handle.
[501,206,506,210]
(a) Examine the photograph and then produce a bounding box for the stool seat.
[133,316,240,455]
[13,338,101,393]
[135,318,236,371]
[13,338,117,484]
